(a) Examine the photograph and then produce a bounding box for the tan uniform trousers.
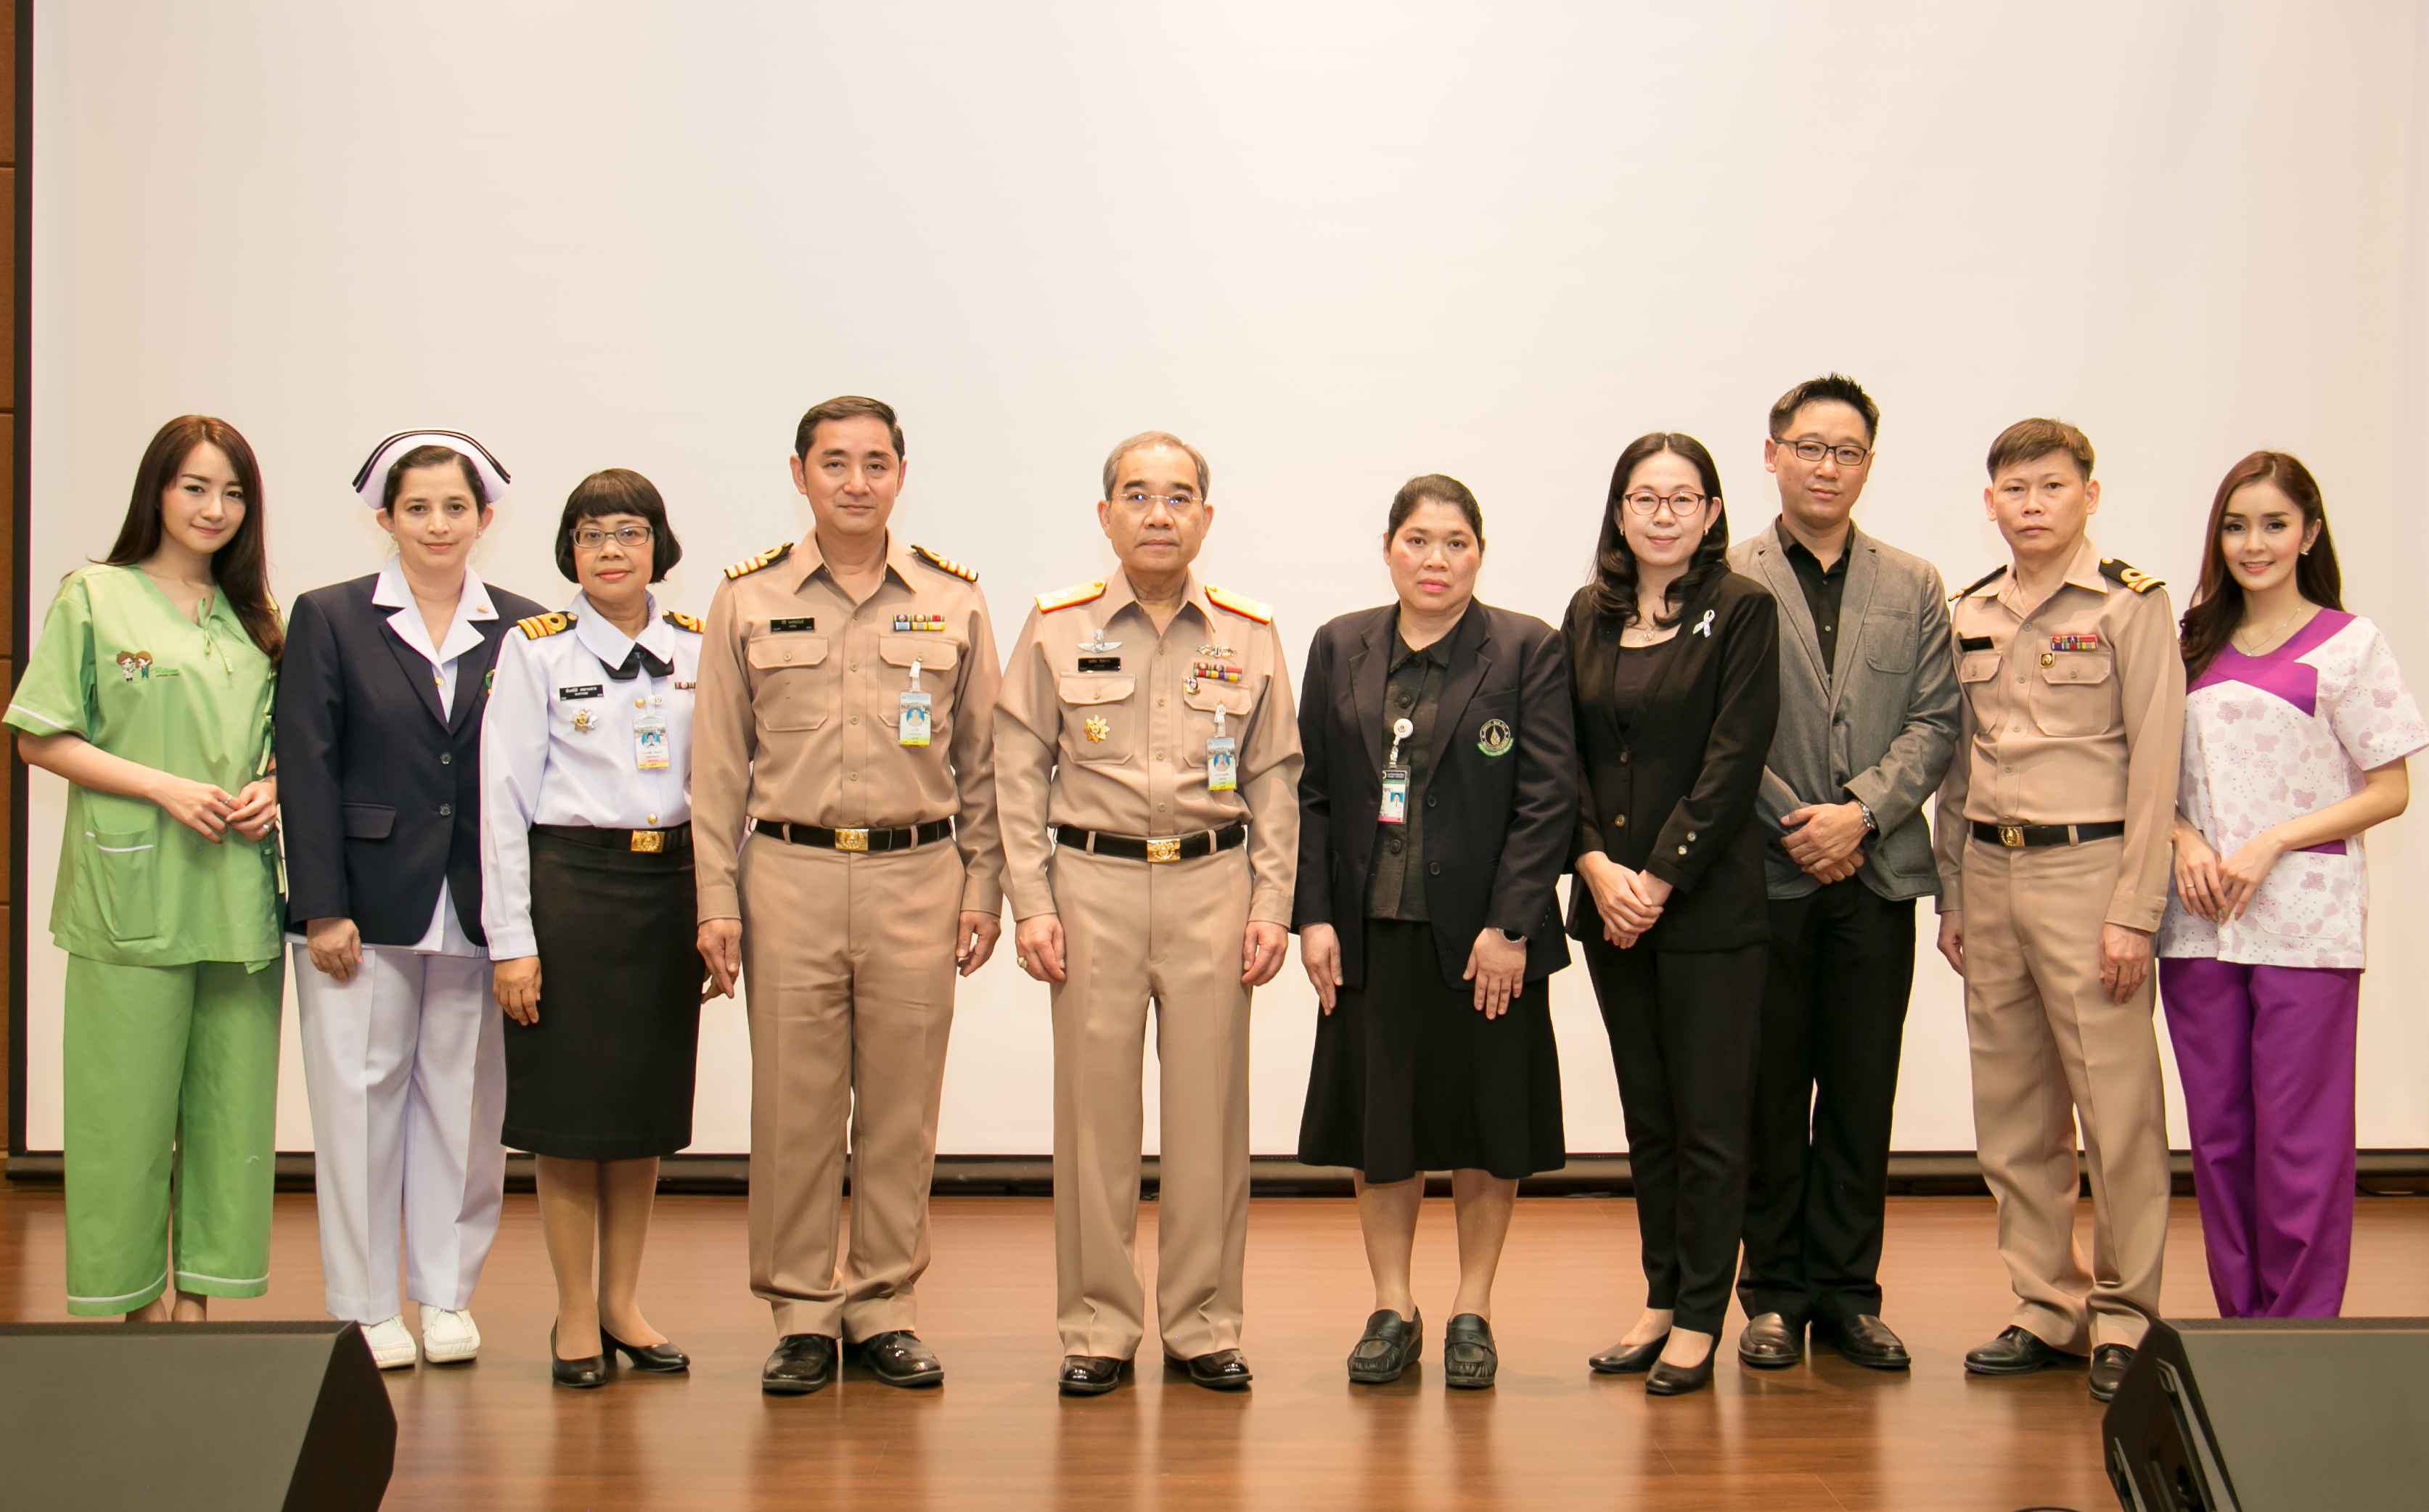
[740,831,962,1341]
[1050,846,1254,1362]
[1962,834,2170,1352]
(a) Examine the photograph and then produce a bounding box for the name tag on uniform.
[560,684,603,700]
[1379,716,1414,822]
[899,689,933,747]
[769,617,814,633]
[634,712,669,770]
[1958,636,1994,652]
[1078,656,1122,673]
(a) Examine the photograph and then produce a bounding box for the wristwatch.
[1856,800,1879,834]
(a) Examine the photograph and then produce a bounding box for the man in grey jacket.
[1725,374,1960,1371]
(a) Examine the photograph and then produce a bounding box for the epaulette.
[723,541,794,580]
[663,610,705,633]
[1204,583,1274,625]
[1951,564,2007,601]
[516,612,576,640]
[1036,579,1108,612]
[2100,558,2164,595]
[911,544,978,582]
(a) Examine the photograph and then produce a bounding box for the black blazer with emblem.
[1292,599,1578,991]
[277,572,544,945]
[1562,569,1780,953]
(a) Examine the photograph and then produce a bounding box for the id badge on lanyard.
[900,657,933,747]
[1206,705,1237,792]
[634,710,670,771]
[1379,717,1412,823]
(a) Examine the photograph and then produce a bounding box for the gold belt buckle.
[835,828,870,852]
[629,829,664,853]
[1996,825,2025,850]
[1145,837,1181,863]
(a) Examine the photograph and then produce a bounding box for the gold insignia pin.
[1084,715,1110,743]
[571,708,597,733]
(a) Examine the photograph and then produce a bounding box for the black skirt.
[502,828,703,1160]
[1298,918,1566,1183]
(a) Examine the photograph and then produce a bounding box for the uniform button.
[647,814,658,826]
[2003,764,2015,773]
[849,662,859,673]
[1156,751,1167,762]
[1390,838,1404,854]
[1425,795,1437,809]
[1618,751,1630,765]
[1687,831,1697,842]
[438,752,451,765]
[1398,694,1412,707]
[1158,802,1168,812]
[850,715,860,725]
[782,651,793,662]
[439,803,454,816]
[2017,675,2026,685]
[1428,862,1441,875]
[635,697,646,708]
[1614,815,1627,828]
[1676,845,1688,855]
[848,773,859,781]
[1159,698,1168,707]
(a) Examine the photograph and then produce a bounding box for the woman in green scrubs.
[8,414,286,1320]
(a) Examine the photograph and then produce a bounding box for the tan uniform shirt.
[1931,535,2185,931]
[994,570,1303,926]
[692,532,1004,921]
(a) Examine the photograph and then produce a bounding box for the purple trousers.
[2157,956,2359,1318]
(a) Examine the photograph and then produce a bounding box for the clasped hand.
[1576,851,1669,948]
[1780,800,1867,884]
[2171,820,2283,925]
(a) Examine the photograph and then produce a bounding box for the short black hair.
[794,395,905,462]
[1768,373,1880,445]
[555,468,682,583]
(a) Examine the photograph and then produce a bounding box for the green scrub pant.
[62,956,284,1315]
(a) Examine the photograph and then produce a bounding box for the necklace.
[2233,601,2308,656]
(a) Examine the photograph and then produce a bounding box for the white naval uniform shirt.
[479,592,700,960]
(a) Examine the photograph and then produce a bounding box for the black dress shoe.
[549,1324,606,1389]
[848,1330,943,1388]
[1059,1355,1131,1396]
[599,1327,689,1373]
[2089,1344,2136,1402]
[1645,1339,1716,1397]
[1442,1314,1497,1390]
[1165,1347,1253,1391]
[1737,1312,1804,1369]
[1964,1325,2074,1376]
[761,1333,839,1395]
[1347,1309,1422,1384]
[1589,1331,1671,1374]
[1812,1313,1909,1371]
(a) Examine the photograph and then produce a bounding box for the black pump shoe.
[549,1324,606,1389]
[1442,1314,1498,1390]
[1347,1309,1422,1384]
[1589,1331,1671,1374]
[600,1327,689,1373]
[1645,1339,1716,1397]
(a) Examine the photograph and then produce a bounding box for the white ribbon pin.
[1693,609,1716,638]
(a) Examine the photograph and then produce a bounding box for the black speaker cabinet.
[2102,1316,2429,1511]
[0,1320,396,1511]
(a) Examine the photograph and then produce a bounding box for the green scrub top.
[5,564,282,966]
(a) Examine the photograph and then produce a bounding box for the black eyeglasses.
[1779,439,1872,468]
[573,525,654,551]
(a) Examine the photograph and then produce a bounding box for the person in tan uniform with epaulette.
[692,395,1004,1397]
[1930,418,2184,1405]
[994,430,1303,1396]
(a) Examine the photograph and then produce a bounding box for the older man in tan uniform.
[995,430,1302,1396]
[694,396,1003,1396]
[1932,418,2184,1405]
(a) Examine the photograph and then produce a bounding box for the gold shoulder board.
[911,544,979,582]
[722,541,795,580]
[1205,583,1274,625]
[516,612,576,640]
[1951,564,2007,601]
[662,610,705,633]
[1036,579,1109,613]
[2099,558,2165,595]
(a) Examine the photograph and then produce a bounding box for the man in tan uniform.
[994,430,1302,1396]
[1931,418,2184,1404]
[693,395,1004,1396]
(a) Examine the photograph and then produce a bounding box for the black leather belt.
[533,821,692,855]
[763,818,954,853]
[1972,820,2126,850]
[1055,821,1247,863]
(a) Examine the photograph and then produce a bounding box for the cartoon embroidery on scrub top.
[115,651,154,682]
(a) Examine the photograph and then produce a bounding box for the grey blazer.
[1729,518,1961,901]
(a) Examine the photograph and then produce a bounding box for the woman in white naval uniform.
[279,432,540,1370]
[483,468,704,1388]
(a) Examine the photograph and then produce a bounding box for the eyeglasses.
[1620,491,1708,518]
[1116,490,1203,511]
[573,525,654,551]
[1780,439,1872,468]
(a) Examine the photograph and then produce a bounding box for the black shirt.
[1364,627,1451,921]
[1610,639,1671,730]
[1782,531,1850,675]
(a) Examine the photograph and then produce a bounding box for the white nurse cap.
[351,430,513,509]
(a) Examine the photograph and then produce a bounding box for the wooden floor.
[4,1184,2425,1511]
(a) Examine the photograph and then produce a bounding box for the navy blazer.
[1292,600,1578,991]
[277,572,544,946]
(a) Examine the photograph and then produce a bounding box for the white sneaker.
[419,1304,482,1364]
[361,1315,419,1370]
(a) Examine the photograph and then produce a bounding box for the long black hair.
[1588,432,1730,627]
[2179,450,2343,682]
[101,415,283,665]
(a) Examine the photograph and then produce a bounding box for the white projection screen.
[17,2,2429,1159]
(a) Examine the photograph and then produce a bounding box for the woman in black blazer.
[1564,432,1780,1396]
[1294,474,1578,1391]
[275,432,541,1371]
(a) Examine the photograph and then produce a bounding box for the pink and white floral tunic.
[2159,610,2427,969]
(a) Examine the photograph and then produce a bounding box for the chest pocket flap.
[1181,682,1256,718]
[1058,675,1134,705]
[2039,652,2114,688]
[1958,650,2000,683]
[877,637,959,671]
[747,634,829,670]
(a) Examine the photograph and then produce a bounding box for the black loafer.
[1165,1347,1253,1391]
[849,1331,943,1389]
[1442,1314,1497,1390]
[761,1333,838,1395]
[1813,1313,1909,1371]
[1737,1312,1804,1369]
[1589,1331,1671,1374]
[549,1324,606,1389]
[1347,1309,1422,1384]
[1645,1339,1716,1397]
[2089,1344,2136,1402]
[1059,1355,1131,1396]
[1964,1326,2073,1376]
[599,1327,689,1373]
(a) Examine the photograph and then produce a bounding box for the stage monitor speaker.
[2102,1316,2429,1511]
[0,1320,396,1511]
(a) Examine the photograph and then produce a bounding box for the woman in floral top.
[2161,451,2426,1318]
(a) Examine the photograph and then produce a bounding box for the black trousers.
[1735,878,1915,1327]
[1581,933,1766,1336]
